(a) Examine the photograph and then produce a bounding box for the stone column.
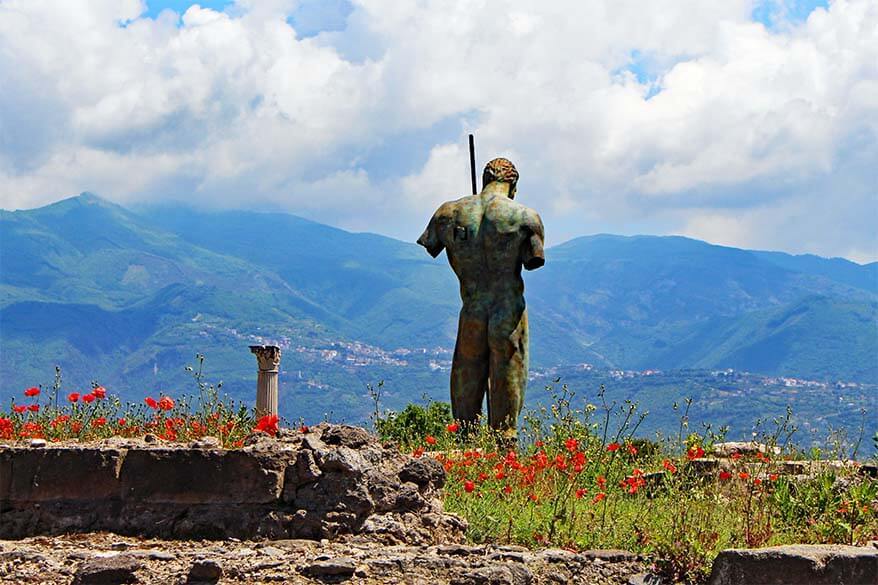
[249,345,281,417]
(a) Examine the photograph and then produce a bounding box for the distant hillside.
[136,205,461,349]
[526,234,877,378]
[1,193,876,424]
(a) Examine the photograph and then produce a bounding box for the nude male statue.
[417,158,545,438]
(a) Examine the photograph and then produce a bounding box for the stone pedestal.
[249,345,281,417]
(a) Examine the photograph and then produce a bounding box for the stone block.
[709,544,878,585]
[687,458,720,474]
[5,448,123,502]
[119,449,282,504]
[0,450,11,501]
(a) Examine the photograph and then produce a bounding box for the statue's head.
[482,158,518,199]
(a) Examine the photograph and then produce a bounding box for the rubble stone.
[0,533,647,584]
[72,555,141,585]
[187,558,223,583]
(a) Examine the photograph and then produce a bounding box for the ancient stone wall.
[0,424,465,543]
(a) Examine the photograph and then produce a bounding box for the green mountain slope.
[525,234,876,370]
[0,196,356,417]
[650,295,878,380]
[137,206,462,348]
[1,194,876,426]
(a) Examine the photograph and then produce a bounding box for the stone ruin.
[3,427,878,584]
[0,423,465,544]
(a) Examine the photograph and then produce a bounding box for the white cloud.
[0,0,875,261]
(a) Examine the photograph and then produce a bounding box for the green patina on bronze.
[418,158,545,437]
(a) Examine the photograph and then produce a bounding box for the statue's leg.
[487,299,528,438]
[451,305,489,426]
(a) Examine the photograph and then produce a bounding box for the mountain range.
[1,193,876,426]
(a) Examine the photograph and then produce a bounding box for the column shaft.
[249,345,281,418]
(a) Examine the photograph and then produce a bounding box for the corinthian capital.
[250,345,281,371]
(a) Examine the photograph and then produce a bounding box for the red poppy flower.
[554,454,568,470]
[425,435,437,445]
[82,393,96,404]
[627,443,638,455]
[606,442,620,452]
[464,480,475,493]
[596,475,606,489]
[67,392,80,403]
[254,414,279,437]
[575,488,587,499]
[0,417,13,439]
[92,386,106,399]
[502,484,512,494]
[299,424,309,433]
[14,404,28,413]
[19,421,43,439]
[592,492,606,504]
[528,493,539,502]
[662,459,677,474]
[769,473,779,482]
[687,446,705,460]
[27,404,39,412]
[145,396,158,409]
[719,470,732,481]
[50,415,69,428]
[92,417,107,428]
[158,396,175,411]
[446,422,459,433]
[622,473,646,494]
[118,418,127,426]
[564,437,578,452]
[738,472,750,480]
[23,387,40,397]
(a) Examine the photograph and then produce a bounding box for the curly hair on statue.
[482,158,519,188]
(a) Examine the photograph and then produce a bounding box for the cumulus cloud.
[0,0,875,261]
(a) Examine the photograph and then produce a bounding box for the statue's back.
[442,192,535,302]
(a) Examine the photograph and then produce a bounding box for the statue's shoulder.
[496,197,542,222]
[509,199,544,233]
[433,195,473,218]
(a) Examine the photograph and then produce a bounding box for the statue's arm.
[522,212,545,270]
[417,207,446,258]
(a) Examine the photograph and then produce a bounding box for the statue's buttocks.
[417,158,544,437]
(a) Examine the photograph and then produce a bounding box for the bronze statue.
[418,158,545,438]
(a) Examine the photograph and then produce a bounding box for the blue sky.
[752,0,829,27]
[143,0,352,37]
[0,0,875,262]
[143,0,232,19]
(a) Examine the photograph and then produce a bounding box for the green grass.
[374,387,878,584]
